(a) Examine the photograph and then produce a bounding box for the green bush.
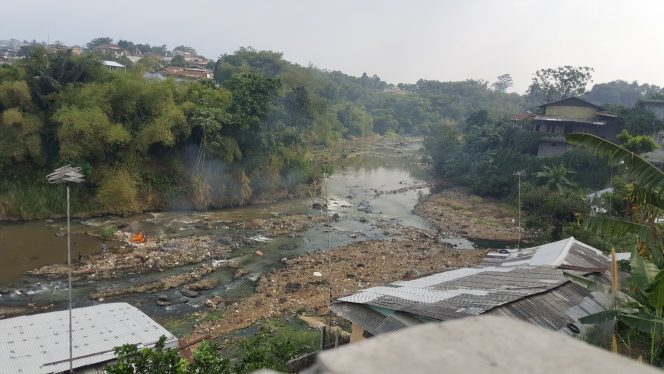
[96,169,141,215]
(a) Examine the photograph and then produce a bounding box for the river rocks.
[255,250,264,256]
[204,295,224,308]
[357,201,371,213]
[89,264,215,300]
[187,278,219,291]
[180,288,199,298]
[156,300,171,307]
[245,219,266,229]
[158,294,169,302]
[312,202,325,210]
[216,237,233,245]
[233,268,249,278]
[285,282,301,293]
[173,297,189,305]
[332,213,340,221]
[227,260,242,269]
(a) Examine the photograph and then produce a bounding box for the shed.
[331,237,612,341]
[0,302,177,373]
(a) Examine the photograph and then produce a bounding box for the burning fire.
[131,232,146,243]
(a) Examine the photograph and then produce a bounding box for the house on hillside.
[638,99,664,120]
[69,45,84,55]
[102,60,126,72]
[94,43,126,57]
[331,237,612,343]
[516,97,621,157]
[159,66,213,81]
[0,303,177,373]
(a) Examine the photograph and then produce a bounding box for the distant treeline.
[2,42,664,220]
[0,44,526,220]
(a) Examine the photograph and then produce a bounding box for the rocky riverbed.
[0,136,524,344]
[189,224,486,339]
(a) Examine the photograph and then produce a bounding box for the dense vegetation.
[423,65,664,244]
[107,319,320,374]
[0,41,526,220]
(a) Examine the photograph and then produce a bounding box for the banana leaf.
[563,272,637,305]
[621,313,664,336]
[647,271,664,309]
[581,216,657,249]
[566,133,664,194]
[630,248,661,292]
[579,307,641,324]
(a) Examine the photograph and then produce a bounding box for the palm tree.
[534,164,576,192]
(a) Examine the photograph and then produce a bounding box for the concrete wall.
[545,105,597,121]
[299,316,660,374]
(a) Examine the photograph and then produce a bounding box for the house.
[0,303,177,373]
[94,44,126,57]
[69,45,84,55]
[102,60,126,72]
[331,237,612,343]
[159,66,213,81]
[516,97,621,157]
[637,99,664,120]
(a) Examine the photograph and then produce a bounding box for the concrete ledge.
[301,315,658,374]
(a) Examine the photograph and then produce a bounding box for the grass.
[159,309,225,337]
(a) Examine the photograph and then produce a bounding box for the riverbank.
[414,186,520,242]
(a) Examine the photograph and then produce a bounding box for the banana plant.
[565,133,664,266]
[564,133,664,362]
[565,248,664,363]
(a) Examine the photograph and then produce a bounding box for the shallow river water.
[0,139,472,320]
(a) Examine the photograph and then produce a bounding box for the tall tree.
[173,45,197,56]
[526,66,594,104]
[85,37,113,49]
[491,73,513,92]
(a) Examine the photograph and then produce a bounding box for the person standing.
[101,241,107,256]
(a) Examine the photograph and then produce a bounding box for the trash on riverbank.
[29,235,231,281]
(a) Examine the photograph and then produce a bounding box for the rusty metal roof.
[331,237,611,336]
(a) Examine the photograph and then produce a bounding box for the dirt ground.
[414,187,520,241]
[190,225,486,340]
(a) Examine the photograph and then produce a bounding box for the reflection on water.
[0,222,109,283]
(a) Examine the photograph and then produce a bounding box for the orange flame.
[131,232,145,243]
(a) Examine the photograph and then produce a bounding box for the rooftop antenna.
[47,165,84,374]
[513,170,526,250]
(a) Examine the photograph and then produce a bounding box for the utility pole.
[47,165,84,373]
[513,170,526,250]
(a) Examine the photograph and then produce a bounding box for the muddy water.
[0,138,435,319]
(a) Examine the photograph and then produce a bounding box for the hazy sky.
[2,0,663,92]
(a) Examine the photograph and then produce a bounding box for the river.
[0,138,449,319]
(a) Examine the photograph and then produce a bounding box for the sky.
[2,0,663,93]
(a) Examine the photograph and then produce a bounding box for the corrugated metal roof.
[102,60,125,68]
[533,115,605,126]
[332,237,611,336]
[0,302,176,374]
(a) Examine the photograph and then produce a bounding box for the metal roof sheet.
[102,60,125,68]
[332,238,611,336]
[0,302,176,374]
